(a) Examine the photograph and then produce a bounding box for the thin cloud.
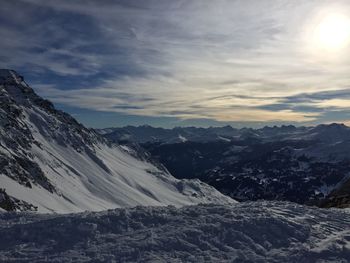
[1,0,350,126]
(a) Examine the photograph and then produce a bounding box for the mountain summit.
[0,70,234,213]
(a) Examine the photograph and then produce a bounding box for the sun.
[313,13,350,51]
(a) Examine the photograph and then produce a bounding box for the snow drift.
[0,69,234,213]
[0,201,349,262]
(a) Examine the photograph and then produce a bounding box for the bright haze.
[1,0,350,128]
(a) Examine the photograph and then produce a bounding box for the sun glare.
[313,13,350,51]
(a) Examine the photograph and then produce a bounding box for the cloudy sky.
[1,0,350,128]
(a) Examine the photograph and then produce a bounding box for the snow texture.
[0,201,349,262]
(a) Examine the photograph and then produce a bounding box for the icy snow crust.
[0,70,234,213]
[0,201,349,262]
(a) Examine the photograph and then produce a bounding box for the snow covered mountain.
[100,124,350,206]
[1,201,350,262]
[0,69,234,213]
[98,123,350,146]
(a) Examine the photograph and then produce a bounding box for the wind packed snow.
[0,201,349,262]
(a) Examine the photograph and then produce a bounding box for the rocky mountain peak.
[0,69,23,83]
[0,69,52,110]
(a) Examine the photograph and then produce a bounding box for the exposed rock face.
[321,179,350,208]
[0,188,37,212]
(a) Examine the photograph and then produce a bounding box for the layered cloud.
[1,0,350,126]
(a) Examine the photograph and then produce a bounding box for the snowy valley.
[99,125,350,207]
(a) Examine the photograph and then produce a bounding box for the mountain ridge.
[0,69,234,213]
[97,123,349,144]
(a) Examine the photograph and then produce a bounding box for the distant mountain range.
[0,69,233,213]
[98,123,350,145]
[98,123,350,207]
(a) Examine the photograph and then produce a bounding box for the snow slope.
[0,69,234,213]
[0,201,349,262]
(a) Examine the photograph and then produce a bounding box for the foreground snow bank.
[0,201,349,262]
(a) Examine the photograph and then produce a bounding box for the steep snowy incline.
[0,201,349,262]
[0,69,234,213]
